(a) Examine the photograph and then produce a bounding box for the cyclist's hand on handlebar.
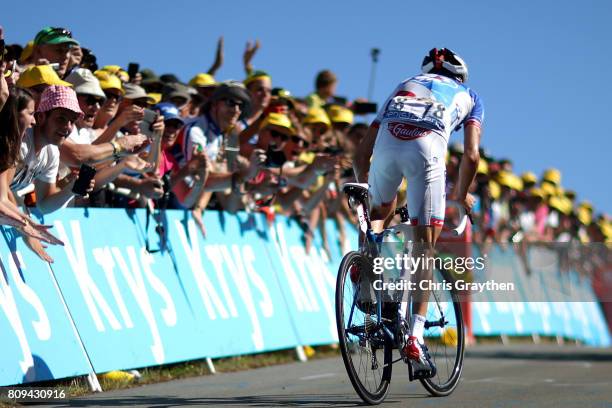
[461,193,476,214]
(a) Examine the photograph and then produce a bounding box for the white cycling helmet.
[421,48,469,83]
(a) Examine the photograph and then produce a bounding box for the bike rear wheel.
[418,267,465,396]
[336,251,392,405]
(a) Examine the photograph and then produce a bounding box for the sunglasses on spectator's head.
[223,98,244,110]
[104,91,122,103]
[82,95,104,106]
[37,27,72,44]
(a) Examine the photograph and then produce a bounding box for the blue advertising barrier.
[1,208,610,387]
[0,227,93,386]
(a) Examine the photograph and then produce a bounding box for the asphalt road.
[42,344,612,408]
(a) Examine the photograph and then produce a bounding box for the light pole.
[368,48,381,101]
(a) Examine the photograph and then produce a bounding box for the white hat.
[65,68,106,99]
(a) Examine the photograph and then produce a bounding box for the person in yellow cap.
[189,73,217,103]
[240,112,294,158]
[92,70,125,133]
[16,65,73,106]
[326,104,354,133]
[243,70,272,125]
[521,171,537,190]
[542,167,561,186]
[19,41,35,65]
[302,107,331,150]
[101,65,129,83]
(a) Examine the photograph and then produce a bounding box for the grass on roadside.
[8,345,340,402]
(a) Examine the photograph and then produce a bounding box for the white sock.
[410,314,426,343]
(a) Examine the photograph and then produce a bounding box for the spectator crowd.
[0,25,610,265]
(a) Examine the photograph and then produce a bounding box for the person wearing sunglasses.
[92,70,125,136]
[31,27,79,78]
[58,69,148,177]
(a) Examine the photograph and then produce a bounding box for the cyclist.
[353,48,484,377]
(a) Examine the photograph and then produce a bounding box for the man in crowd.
[10,85,95,213]
[31,26,79,78]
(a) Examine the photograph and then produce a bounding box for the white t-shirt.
[10,128,60,192]
[57,127,95,179]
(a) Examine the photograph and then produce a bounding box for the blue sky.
[3,0,611,213]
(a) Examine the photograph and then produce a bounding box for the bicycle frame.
[343,182,468,355]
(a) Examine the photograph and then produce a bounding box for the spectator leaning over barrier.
[0,86,65,260]
[60,69,148,167]
[9,85,95,214]
[31,27,79,78]
[151,102,209,208]
[107,83,167,203]
[16,64,72,107]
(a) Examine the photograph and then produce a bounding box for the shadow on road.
[54,392,430,407]
[466,349,612,362]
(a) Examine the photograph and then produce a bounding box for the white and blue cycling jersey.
[373,73,484,143]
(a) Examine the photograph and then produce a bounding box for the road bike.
[336,182,468,404]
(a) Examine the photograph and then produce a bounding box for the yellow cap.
[93,70,125,95]
[497,171,523,191]
[548,196,572,215]
[578,201,593,212]
[477,158,488,175]
[189,73,216,88]
[327,105,354,125]
[489,180,501,200]
[148,93,162,104]
[101,65,129,82]
[540,181,556,197]
[530,187,545,199]
[577,207,592,225]
[16,65,73,88]
[542,168,561,185]
[19,41,35,64]
[244,70,271,87]
[555,186,565,197]
[521,171,537,185]
[261,113,295,134]
[303,108,331,128]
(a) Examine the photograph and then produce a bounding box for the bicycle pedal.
[408,361,437,381]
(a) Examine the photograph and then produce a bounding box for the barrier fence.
[1,208,610,387]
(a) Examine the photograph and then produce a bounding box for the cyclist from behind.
[353,48,484,377]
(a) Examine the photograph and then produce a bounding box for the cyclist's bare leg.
[370,196,397,233]
[411,225,442,318]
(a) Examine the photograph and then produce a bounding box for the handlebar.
[446,200,471,237]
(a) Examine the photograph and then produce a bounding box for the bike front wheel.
[336,251,392,405]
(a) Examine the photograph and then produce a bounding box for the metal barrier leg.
[295,346,307,362]
[206,358,216,374]
[43,261,102,392]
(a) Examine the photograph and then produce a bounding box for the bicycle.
[336,182,469,404]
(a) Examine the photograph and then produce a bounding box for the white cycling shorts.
[368,125,447,227]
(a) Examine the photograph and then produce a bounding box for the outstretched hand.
[243,39,260,75]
